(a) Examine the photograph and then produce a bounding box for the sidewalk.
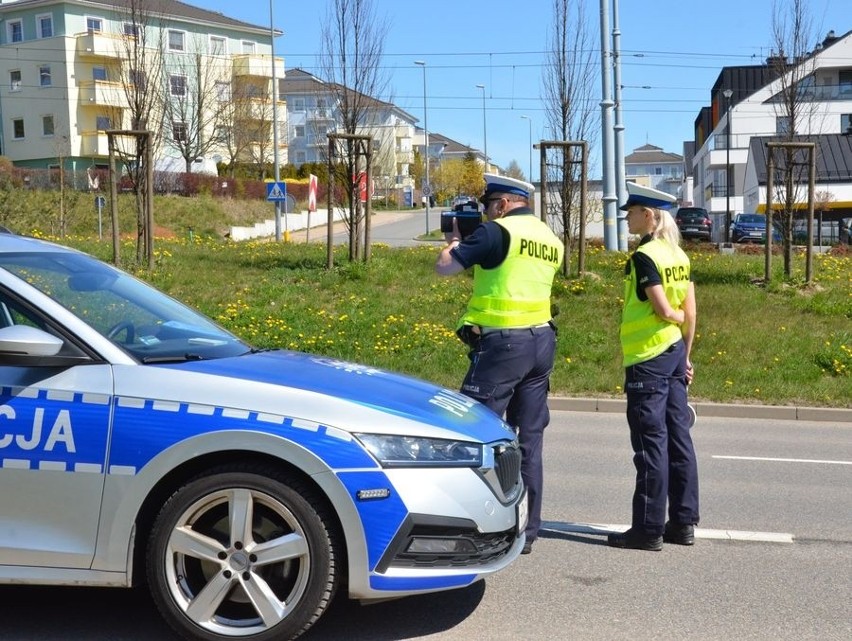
[549,396,851,423]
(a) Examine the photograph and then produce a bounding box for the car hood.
[151,350,513,442]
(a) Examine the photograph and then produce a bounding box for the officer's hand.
[444,217,461,244]
[685,360,694,385]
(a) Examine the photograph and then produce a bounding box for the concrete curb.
[548,397,852,423]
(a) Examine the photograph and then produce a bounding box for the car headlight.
[355,434,483,468]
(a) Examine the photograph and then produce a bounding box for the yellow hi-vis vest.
[460,214,563,328]
[620,238,690,367]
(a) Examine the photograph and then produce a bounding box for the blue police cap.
[619,182,677,210]
[480,173,534,203]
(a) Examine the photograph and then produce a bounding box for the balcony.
[395,150,414,164]
[79,80,126,108]
[76,31,123,59]
[232,54,285,79]
[306,134,329,147]
[80,132,109,156]
[306,108,334,121]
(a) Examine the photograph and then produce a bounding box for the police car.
[0,232,526,640]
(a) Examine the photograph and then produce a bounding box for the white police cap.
[619,182,677,210]
[480,173,535,203]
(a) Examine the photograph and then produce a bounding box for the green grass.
[52,233,850,409]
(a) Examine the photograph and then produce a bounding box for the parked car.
[729,213,780,243]
[0,233,525,641]
[791,218,842,245]
[674,207,712,241]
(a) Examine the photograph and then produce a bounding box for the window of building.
[839,71,852,96]
[241,41,256,54]
[39,65,51,87]
[277,78,285,102]
[96,115,112,131]
[295,151,306,163]
[292,98,305,111]
[42,115,54,136]
[168,30,185,52]
[10,70,21,92]
[294,125,305,138]
[8,20,23,43]
[12,118,25,139]
[210,36,226,55]
[215,81,231,102]
[93,66,107,82]
[655,167,663,175]
[123,23,139,39]
[86,17,103,33]
[37,14,54,38]
[170,75,187,97]
[172,122,187,142]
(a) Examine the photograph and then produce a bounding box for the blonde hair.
[650,208,682,247]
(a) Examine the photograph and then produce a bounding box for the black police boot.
[607,528,663,551]
[521,540,533,555]
[663,522,695,546]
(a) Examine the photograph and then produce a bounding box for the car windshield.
[738,215,764,224]
[0,251,251,362]
[677,210,706,220]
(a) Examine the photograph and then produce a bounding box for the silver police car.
[0,232,526,640]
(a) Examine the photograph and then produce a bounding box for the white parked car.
[0,231,525,641]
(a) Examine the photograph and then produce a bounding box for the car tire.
[146,465,339,641]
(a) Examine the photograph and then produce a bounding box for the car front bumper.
[341,446,525,600]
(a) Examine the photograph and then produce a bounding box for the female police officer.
[607,183,699,551]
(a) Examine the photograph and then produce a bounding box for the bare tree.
[159,43,229,174]
[113,0,166,262]
[767,0,821,277]
[319,0,391,260]
[215,81,263,178]
[541,0,599,270]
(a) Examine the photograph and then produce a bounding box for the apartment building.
[0,0,283,173]
[623,143,683,200]
[690,29,852,237]
[281,68,417,199]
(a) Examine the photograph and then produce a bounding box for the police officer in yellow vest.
[436,174,563,556]
[607,182,699,551]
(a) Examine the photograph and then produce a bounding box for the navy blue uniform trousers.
[624,339,699,536]
[459,323,556,543]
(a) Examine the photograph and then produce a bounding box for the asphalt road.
[2,411,849,641]
[292,208,440,248]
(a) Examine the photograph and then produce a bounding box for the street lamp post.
[269,0,284,241]
[475,84,487,170]
[414,60,430,234]
[520,115,532,182]
[723,88,733,243]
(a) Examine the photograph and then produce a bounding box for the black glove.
[455,324,480,347]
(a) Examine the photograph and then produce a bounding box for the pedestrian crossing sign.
[266,181,287,202]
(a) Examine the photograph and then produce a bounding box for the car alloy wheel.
[146,465,338,641]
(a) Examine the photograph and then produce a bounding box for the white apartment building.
[281,68,417,201]
[691,29,852,239]
[0,0,284,173]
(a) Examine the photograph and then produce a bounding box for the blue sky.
[201,0,848,178]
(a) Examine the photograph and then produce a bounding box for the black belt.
[479,321,556,336]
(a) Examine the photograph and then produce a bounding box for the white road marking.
[541,521,795,543]
[713,455,852,466]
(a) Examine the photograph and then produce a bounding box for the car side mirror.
[0,325,64,357]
